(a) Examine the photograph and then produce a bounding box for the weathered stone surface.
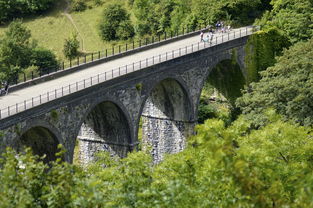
[0,37,249,164]
[141,79,194,163]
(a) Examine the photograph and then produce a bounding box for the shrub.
[71,0,87,12]
[31,48,59,75]
[93,0,103,6]
[117,21,135,40]
[99,4,134,41]
[63,33,80,60]
[0,0,55,24]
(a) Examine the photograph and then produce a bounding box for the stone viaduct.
[0,33,251,164]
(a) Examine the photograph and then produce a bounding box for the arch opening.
[198,59,245,124]
[19,126,60,164]
[74,101,132,165]
[140,78,194,163]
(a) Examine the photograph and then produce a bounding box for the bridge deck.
[0,26,254,119]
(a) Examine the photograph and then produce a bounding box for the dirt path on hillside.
[62,0,85,51]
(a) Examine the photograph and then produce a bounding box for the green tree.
[0,20,59,82]
[237,38,313,126]
[63,33,80,60]
[0,0,55,24]
[133,0,159,35]
[0,20,34,83]
[256,0,313,43]
[31,48,59,75]
[99,4,134,41]
[116,21,135,40]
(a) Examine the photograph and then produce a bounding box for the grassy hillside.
[0,0,127,61]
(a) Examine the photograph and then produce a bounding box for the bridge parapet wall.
[0,36,248,164]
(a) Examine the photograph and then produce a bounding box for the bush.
[31,48,59,75]
[116,21,135,40]
[0,0,55,24]
[0,20,33,83]
[63,33,80,60]
[99,4,134,41]
[93,0,103,6]
[0,20,59,83]
[71,0,87,12]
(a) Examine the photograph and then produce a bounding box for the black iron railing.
[0,26,258,120]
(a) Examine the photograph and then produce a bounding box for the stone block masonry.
[0,36,249,164]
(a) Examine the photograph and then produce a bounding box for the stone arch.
[18,120,62,163]
[196,55,246,122]
[139,77,195,163]
[75,99,133,165]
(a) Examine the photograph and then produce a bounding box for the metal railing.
[13,25,209,86]
[0,26,257,120]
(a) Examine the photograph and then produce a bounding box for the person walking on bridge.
[200,31,204,42]
[0,81,9,96]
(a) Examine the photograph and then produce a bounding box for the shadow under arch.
[75,100,132,165]
[139,78,194,163]
[18,122,62,164]
[197,58,246,123]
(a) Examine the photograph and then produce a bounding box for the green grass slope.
[0,0,126,61]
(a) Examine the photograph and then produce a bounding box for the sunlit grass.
[0,0,130,61]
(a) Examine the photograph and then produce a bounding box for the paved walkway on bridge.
[0,27,251,117]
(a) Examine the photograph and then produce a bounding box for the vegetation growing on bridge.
[238,37,313,127]
[198,58,245,125]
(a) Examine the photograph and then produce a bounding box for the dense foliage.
[0,20,59,83]
[1,0,313,207]
[197,82,232,125]
[130,0,269,35]
[1,116,313,207]
[256,0,313,44]
[0,0,55,24]
[244,28,290,83]
[237,38,313,127]
[99,4,135,41]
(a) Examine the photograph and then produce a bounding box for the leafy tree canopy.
[256,0,313,43]
[0,0,55,24]
[63,33,80,60]
[1,116,313,207]
[132,0,267,35]
[0,20,34,82]
[0,20,58,83]
[237,38,313,127]
[99,4,135,41]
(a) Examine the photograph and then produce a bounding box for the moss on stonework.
[0,131,3,143]
[135,83,142,91]
[208,59,245,106]
[245,28,290,83]
[198,57,246,124]
[14,124,21,136]
[50,110,59,121]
